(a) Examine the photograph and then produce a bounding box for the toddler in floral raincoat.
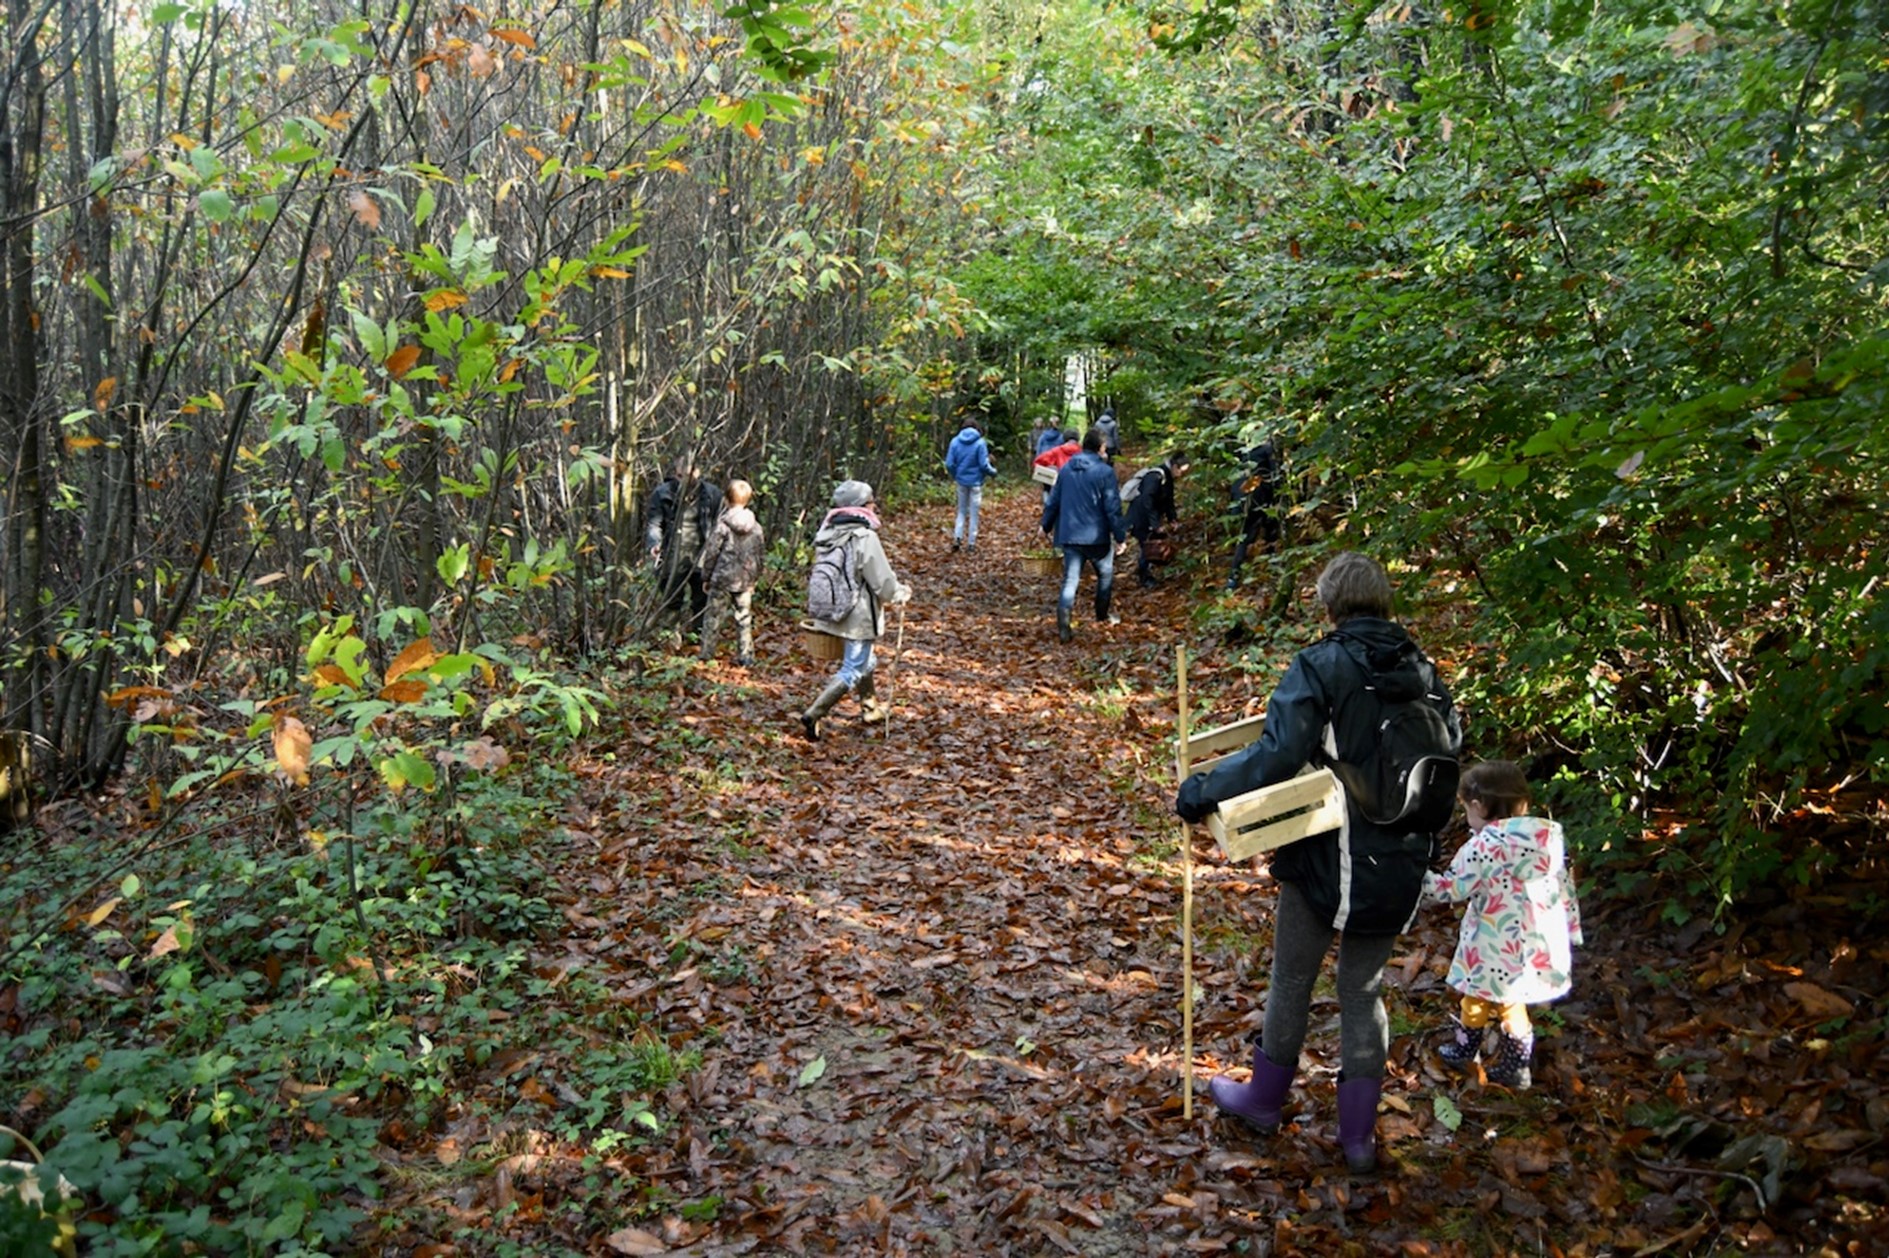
[1420,760,1582,1089]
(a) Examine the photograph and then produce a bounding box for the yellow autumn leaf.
[148,924,183,959]
[64,434,104,452]
[273,715,312,785]
[86,898,122,927]
[424,289,469,312]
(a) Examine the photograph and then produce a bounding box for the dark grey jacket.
[1176,617,1460,934]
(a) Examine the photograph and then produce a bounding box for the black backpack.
[806,534,861,622]
[1322,640,1459,832]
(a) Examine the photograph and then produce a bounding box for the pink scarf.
[823,504,880,531]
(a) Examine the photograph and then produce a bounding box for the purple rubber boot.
[1208,1043,1295,1134]
[1336,1075,1382,1174]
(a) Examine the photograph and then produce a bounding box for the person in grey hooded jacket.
[1174,552,1460,1174]
[697,479,766,667]
[800,480,912,740]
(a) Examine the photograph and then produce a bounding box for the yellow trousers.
[1460,995,1532,1037]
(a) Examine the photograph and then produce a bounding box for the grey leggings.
[1260,881,1397,1081]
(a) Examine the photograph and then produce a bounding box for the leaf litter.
[383,489,1888,1255]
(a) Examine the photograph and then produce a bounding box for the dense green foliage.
[950,0,1887,908]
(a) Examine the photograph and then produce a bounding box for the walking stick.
[1177,644,1194,1119]
[882,601,908,743]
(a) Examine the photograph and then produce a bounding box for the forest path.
[509,485,1865,1256]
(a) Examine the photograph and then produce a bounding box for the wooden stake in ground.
[882,602,908,743]
[1177,645,1194,1119]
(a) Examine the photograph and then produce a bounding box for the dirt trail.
[533,486,1881,1256]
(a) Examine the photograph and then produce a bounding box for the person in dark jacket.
[943,419,998,553]
[644,455,723,641]
[1039,429,1125,643]
[1226,438,1282,591]
[1033,423,1065,459]
[1092,407,1121,464]
[1174,552,1461,1174]
[1125,451,1191,587]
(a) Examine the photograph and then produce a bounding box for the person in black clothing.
[1174,552,1461,1174]
[643,455,722,641]
[1124,451,1191,588]
[1226,438,1282,591]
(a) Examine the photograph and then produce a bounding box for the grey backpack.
[806,535,860,622]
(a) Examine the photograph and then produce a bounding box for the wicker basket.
[800,622,845,660]
[1021,551,1063,577]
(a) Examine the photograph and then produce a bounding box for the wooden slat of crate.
[1032,463,1058,486]
[1175,713,1267,781]
[1207,768,1345,862]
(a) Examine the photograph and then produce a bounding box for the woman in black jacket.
[1175,552,1460,1172]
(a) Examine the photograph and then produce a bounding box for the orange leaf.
[385,344,421,377]
[314,664,353,688]
[386,637,439,684]
[273,715,312,785]
[94,375,118,410]
[492,27,536,48]
[348,189,381,230]
[105,685,171,709]
[64,434,104,451]
[590,266,631,279]
[742,121,762,140]
[378,679,428,704]
[425,289,469,312]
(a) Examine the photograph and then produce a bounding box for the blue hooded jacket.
[944,427,996,487]
[1040,451,1125,547]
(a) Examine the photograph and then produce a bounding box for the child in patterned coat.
[1420,760,1582,1088]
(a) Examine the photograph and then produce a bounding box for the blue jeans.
[954,483,983,546]
[834,637,876,688]
[1059,543,1114,620]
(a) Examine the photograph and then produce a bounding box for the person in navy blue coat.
[1039,429,1126,643]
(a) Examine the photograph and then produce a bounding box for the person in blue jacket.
[1174,552,1460,1174]
[943,419,999,553]
[1039,428,1126,643]
[1033,422,1065,459]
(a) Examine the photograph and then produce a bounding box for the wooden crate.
[1207,768,1345,862]
[1031,463,1059,486]
[1179,712,1345,861]
[799,622,844,660]
[1021,551,1062,577]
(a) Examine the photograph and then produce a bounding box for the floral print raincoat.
[1422,815,1583,1006]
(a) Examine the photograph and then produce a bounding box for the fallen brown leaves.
[377,488,1888,1255]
